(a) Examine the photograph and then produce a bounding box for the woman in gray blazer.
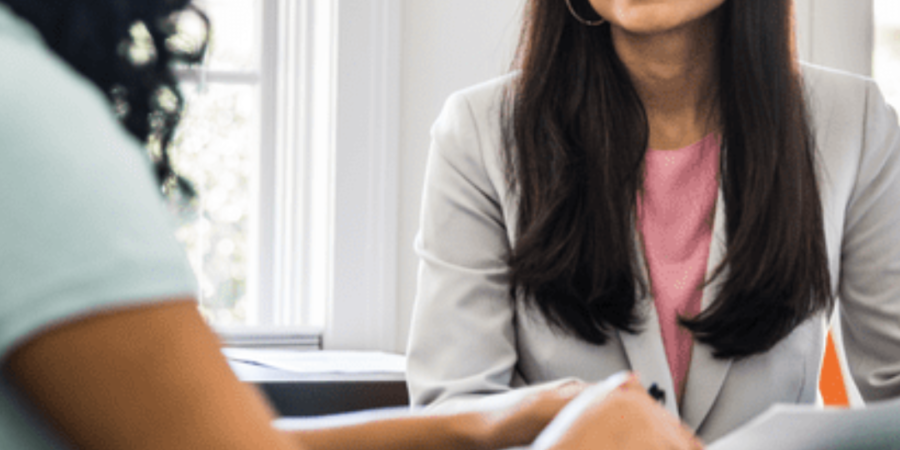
[407,0,900,443]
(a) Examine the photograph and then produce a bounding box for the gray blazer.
[405,63,900,442]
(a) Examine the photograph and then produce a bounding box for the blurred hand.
[482,380,590,449]
[550,375,704,450]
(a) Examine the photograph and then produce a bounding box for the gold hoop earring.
[565,0,607,26]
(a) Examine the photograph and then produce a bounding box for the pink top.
[636,133,720,401]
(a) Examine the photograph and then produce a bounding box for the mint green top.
[0,4,198,448]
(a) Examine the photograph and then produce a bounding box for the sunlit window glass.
[168,0,261,326]
[171,84,259,325]
[198,0,259,71]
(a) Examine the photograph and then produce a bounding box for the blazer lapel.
[680,186,734,431]
[619,216,680,418]
[618,302,680,418]
[621,171,734,427]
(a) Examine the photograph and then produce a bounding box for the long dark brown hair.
[504,0,834,359]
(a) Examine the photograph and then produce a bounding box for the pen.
[648,383,666,405]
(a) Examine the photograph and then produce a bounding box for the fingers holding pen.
[550,374,705,450]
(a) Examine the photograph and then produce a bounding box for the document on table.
[274,406,414,431]
[222,348,406,376]
[708,396,900,450]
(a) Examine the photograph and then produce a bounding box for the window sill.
[214,326,323,348]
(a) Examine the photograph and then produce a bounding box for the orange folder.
[820,331,849,407]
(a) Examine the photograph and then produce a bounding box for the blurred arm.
[4,299,299,450]
[289,381,586,450]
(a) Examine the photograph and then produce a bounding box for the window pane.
[169,83,260,326]
[186,0,260,71]
[874,0,900,109]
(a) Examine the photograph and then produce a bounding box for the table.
[230,359,410,417]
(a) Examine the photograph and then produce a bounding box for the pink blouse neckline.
[637,131,721,402]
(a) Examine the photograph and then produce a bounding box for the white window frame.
[194,0,400,352]
[324,0,401,351]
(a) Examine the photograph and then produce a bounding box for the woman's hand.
[479,380,590,449]
[550,377,704,450]
[290,382,589,450]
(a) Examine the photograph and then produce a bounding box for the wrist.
[444,412,495,450]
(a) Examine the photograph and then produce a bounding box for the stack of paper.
[708,397,900,450]
[223,348,406,379]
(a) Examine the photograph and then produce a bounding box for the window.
[169,0,260,328]
[169,0,268,330]
[874,0,900,109]
[167,0,400,351]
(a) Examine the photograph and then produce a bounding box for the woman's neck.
[611,11,721,150]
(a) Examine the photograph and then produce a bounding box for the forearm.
[288,413,494,450]
[289,380,590,450]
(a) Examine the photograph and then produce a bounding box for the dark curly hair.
[1,0,209,199]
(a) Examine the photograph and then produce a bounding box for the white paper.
[222,348,406,375]
[708,396,900,450]
[274,406,414,430]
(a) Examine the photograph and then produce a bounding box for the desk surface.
[230,360,410,417]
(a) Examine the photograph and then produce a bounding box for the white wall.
[395,0,524,352]
[797,0,873,76]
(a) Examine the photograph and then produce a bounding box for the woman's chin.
[607,4,720,36]
[612,19,687,36]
